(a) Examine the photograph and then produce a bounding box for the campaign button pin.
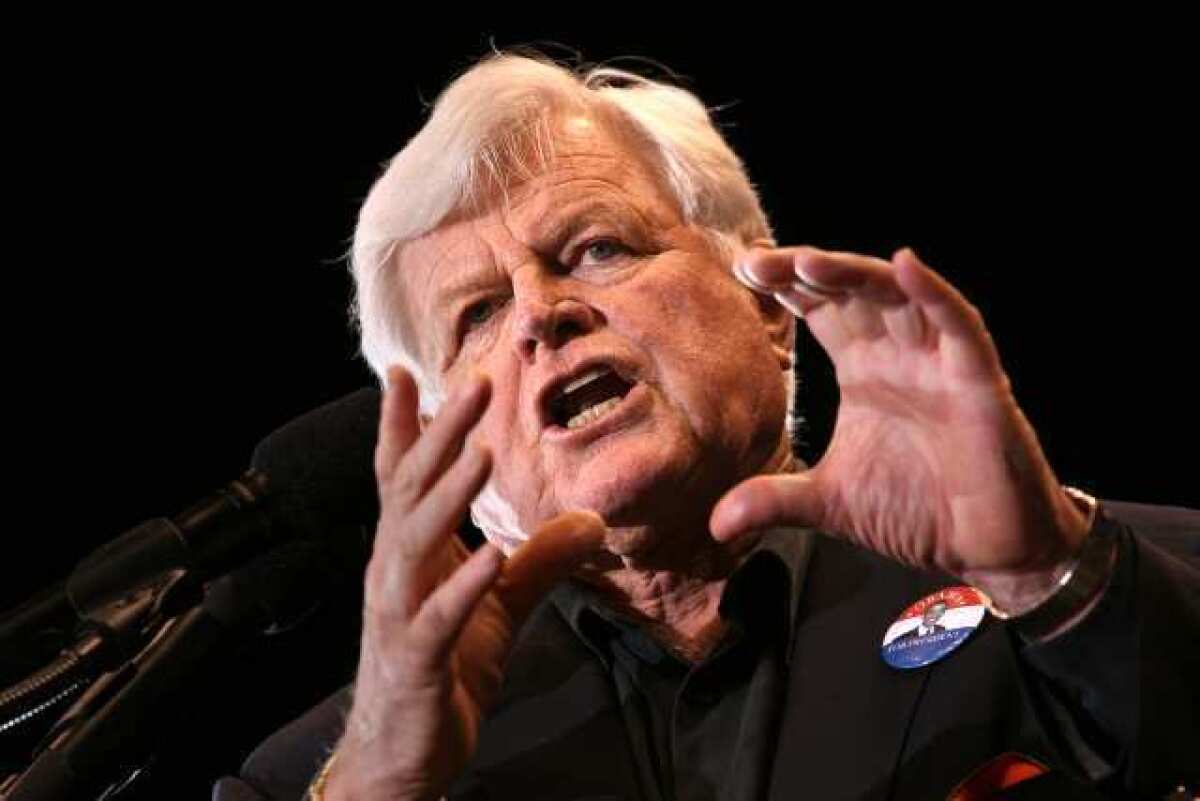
[881,586,987,669]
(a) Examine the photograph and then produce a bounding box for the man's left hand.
[710,246,1091,613]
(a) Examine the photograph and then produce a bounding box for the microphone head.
[250,387,381,553]
[202,388,383,634]
[203,539,351,633]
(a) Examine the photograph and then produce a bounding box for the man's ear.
[742,237,793,372]
[755,293,795,372]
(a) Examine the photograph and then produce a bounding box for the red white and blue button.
[881,586,988,669]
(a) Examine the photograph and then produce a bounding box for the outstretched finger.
[407,542,506,669]
[396,444,495,613]
[892,248,1002,377]
[738,247,908,305]
[735,248,840,326]
[497,510,608,621]
[709,472,826,543]
[738,247,904,349]
[734,246,836,294]
[375,366,421,483]
[383,374,491,506]
[793,248,909,307]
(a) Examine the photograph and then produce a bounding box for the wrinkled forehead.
[457,111,680,232]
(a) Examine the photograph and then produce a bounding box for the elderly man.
[216,54,1199,801]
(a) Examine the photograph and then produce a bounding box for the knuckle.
[363,536,423,607]
[384,460,424,506]
[400,623,446,675]
[361,628,433,687]
[417,601,450,641]
[362,557,404,613]
[395,639,438,678]
[383,517,425,565]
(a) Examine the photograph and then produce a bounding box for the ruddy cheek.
[645,273,689,310]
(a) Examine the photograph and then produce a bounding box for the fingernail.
[734,260,770,292]
[793,267,841,296]
[773,290,808,318]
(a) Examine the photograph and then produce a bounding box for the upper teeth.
[560,366,610,396]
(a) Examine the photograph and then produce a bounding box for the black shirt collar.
[549,525,815,667]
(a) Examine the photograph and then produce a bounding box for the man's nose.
[510,289,597,362]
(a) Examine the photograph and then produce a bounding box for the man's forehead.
[397,118,679,301]
[398,184,646,300]
[503,116,671,223]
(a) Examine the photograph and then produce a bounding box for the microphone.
[3,539,364,801]
[0,387,383,750]
[0,387,382,656]
[71,386,382,612]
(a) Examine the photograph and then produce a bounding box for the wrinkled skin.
[395,115,795,570]
[710,246,1091,609]
[328,116,1090,801]
[329,116,796,800]
[335,369,608,801]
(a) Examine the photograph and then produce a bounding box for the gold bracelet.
[308,752,339,801]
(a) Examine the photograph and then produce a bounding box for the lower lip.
[543,382,650,447]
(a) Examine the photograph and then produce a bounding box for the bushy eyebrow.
[433,271,505,321]
[526,198,631,253]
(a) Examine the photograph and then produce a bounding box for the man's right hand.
[325,366,606,801]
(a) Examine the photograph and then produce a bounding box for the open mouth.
[546,365,635,431]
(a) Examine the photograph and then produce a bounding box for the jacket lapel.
[766,532,942,801]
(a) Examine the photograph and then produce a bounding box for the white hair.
[349,52,795,550]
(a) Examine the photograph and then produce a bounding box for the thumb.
[710,472,825,542]
[497,510,608,620]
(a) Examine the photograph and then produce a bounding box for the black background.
[4,19,1197,799]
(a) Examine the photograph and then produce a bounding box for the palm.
[339,364,604,801]
[816,345,1046,573]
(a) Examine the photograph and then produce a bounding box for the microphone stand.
[0,569,198,738]
[1,539,356,801]
[0,470,272,667]
[2,605,226,801]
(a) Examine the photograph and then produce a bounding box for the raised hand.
[327,367,606,801]
[711,247,1091,612]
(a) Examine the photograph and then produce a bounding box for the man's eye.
[463,299,501,332]
[579,238,628,265]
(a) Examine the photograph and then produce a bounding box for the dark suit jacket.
[213,500,1200,800]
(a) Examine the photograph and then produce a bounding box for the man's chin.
[555,442,701,514]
